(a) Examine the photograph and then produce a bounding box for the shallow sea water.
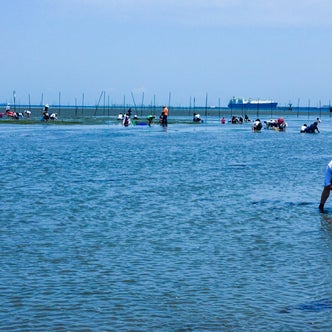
[1,116,332,331]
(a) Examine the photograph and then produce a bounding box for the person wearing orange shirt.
[162,105,168,127]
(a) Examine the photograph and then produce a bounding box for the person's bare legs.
[319,186,331,210]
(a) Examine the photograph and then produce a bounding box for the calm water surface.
[1,116,332,331]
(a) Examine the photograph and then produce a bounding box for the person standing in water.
[161,105,168,127]
[319,160,332,211]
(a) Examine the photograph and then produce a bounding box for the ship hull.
[228,102,278,110]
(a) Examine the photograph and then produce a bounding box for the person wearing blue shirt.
[319,160,332,211]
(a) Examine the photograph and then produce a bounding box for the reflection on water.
[1,117,332,330]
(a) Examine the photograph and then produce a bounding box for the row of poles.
[7,91,332,119]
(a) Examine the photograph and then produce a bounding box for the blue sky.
[1,0,332,107]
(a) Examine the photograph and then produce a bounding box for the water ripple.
[1,120,332,330]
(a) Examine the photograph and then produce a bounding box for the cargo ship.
[228,97,278,110]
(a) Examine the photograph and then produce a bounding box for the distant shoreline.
[1,105,331,119]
